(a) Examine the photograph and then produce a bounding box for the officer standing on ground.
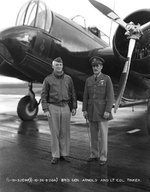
[82,56,114,165]
[41,57,77,164]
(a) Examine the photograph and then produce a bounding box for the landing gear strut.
[146,97,150,134]
[17,82,40,121]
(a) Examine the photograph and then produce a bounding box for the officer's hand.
[72,109,76,116]
[103,111,110,120]
[45,111,51,118]
[83,111,88,119]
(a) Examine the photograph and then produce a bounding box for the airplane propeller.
[114,38,136,112]
[89,0,150,112]
[88,0,127,29]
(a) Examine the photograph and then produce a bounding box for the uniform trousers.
[89,120,108,161]
[48,104,71,158]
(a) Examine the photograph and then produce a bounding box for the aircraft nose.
[0,41,14,64]
[0,41,15,77]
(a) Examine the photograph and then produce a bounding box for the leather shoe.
[60,156,70,162]
[51,157,59,164]
[87,157,98,162]
[99,160,107,166]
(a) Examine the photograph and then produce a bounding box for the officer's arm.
[41,79,50,113]
[105,76,114,112]
[82,80,88,116]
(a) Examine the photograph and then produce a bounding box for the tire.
[17,95,38,121]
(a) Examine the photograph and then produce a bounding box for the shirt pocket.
[97,84,106,94]
[96,100,106,115]
[87,85,93,94]
[49,92,58,99]
[64,80,69,89]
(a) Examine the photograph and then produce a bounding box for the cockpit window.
[15,0,52,32]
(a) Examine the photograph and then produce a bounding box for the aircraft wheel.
[17,95,38,121]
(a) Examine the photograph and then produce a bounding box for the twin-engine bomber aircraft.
[0,0,150,131]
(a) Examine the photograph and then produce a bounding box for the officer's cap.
[53,57,63,63]
[89,56,104,66]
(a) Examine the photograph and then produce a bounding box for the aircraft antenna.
[71,15,86,29]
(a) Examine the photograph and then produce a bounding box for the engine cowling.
[113,9,150,74]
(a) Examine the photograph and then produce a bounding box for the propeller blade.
[140,21,150,32]
[114,38,136,113]
[88,0,127,29]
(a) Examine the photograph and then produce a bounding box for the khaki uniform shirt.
[82,73,114,121]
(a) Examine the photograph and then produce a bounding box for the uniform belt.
[49,101,68,106]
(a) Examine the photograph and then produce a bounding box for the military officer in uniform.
[41,57,77,164]
[82,56,114,165]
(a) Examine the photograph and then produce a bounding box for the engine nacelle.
[113,9,150,74]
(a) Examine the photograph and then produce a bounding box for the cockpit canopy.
[15,0,52,32]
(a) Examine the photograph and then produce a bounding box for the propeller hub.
[125,22,142,40]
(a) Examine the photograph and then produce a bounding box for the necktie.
[95,76,97,81]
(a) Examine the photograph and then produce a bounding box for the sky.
[0,0,150,37]
[0,0,149,83]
